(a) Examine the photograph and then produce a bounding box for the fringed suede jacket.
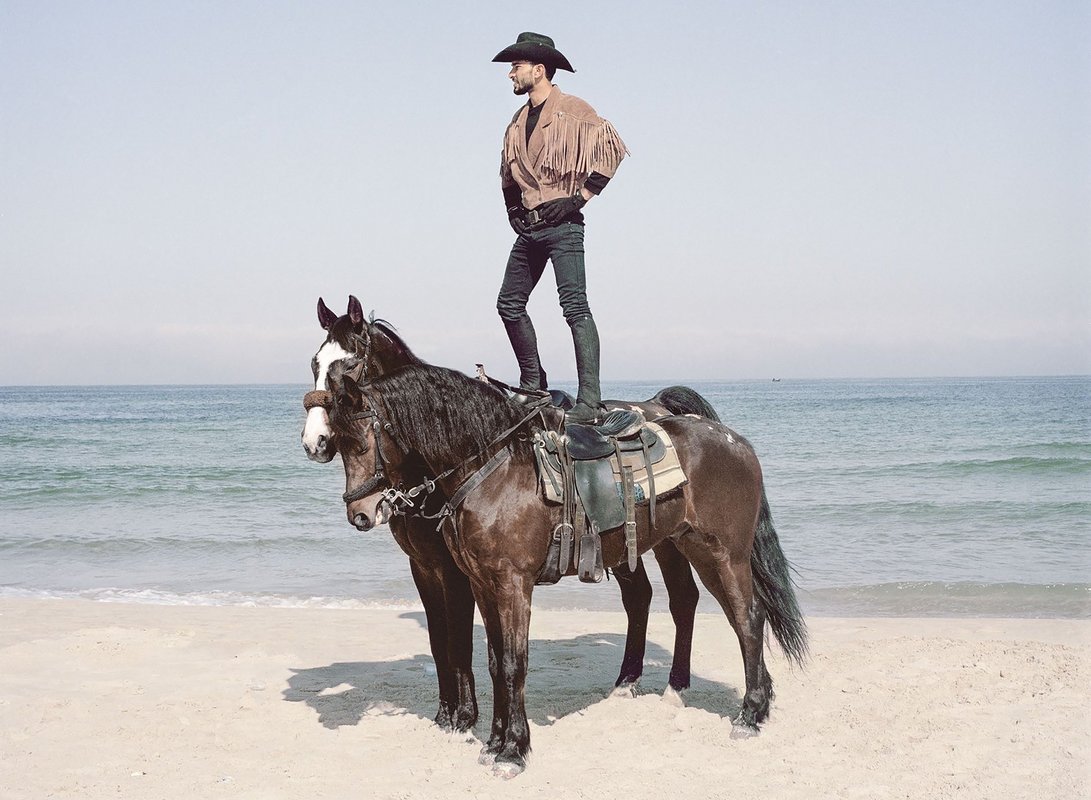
[500,87,628,211]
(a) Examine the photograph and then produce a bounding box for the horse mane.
[368,319,427,368]
[362,363,534,471]
[325,314,426,371]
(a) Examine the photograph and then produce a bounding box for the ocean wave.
[0,530,377,555]
[0,464,316,501]
[791,455,1091,481]
[784,498,1091,521]
[2,582,1086,620]
[934,456,1091,475]
[0,586,425,611]
[802,581,1091,619]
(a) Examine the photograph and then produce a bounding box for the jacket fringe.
[539,115,628,192]
[502,119,521,176]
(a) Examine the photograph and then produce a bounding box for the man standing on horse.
[493,32,627,424]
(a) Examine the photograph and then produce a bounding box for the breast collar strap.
[392,405,546,532]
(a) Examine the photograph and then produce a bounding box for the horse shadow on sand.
[283,611,742,734]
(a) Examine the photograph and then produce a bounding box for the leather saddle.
[565,409,648,458]
[540,411,665,468]
[533,410,673,585]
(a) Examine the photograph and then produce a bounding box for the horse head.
[325,368,408,532]
[301,296,365,462]
[301,293,425,461]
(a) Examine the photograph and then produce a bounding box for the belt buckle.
[526,209,541,225]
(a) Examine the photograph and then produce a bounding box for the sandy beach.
[0,598,1086,799]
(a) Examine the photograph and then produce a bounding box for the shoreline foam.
[2,580,1087,619]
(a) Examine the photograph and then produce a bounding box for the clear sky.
[2,1,1088,384]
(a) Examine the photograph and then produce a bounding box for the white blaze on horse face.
[301,338,353,453]
[302,406,330,452]
[313,339,353,392]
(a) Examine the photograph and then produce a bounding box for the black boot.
[503,316,547,392]
[566,316,604,424]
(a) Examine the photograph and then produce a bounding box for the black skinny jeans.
[496,222,592,326]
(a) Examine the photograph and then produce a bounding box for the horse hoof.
[491,760,525,780]
[662,686,686,708]
[478,748,496,766]
[610,682,637,699]
[730,722,759,740]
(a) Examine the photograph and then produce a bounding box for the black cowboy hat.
[492,32,575,73]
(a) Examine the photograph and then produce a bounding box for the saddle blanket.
[537,420,688,526]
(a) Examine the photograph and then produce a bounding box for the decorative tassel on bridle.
[303,390,333,411]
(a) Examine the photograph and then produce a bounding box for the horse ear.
[337,373,361,409]
[347,295,364,327]
[317,298,338,330]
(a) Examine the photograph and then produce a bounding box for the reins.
[413,403,546,529]
[340,399,546,533]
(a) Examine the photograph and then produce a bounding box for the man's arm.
[580,171,611,202]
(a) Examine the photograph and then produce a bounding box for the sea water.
[1,377,1087,617]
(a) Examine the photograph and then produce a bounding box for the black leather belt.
[519,206,584,229]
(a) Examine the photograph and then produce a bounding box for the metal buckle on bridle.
[378,477,437,517]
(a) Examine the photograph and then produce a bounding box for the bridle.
[339,402,396,504]
[334,390,448,525]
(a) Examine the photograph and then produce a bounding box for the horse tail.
[649,385,721,422]
[751,486,809,668]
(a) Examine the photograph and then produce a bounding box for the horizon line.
[2,373,1088,390]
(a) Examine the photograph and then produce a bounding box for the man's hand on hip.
[536,194,588,224]
[507,206,527,234]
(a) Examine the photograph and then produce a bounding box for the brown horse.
[301,297,717,730]
[327,360,808,776]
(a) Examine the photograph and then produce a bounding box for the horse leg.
[713,559,772,736]
[674,539,773,734]
[612,543,700,696]
[479,624,503,762]
[404,526,478,733]
[611,557,652,691]
[409,560,463,730]
[441,562,479,732]
[730,586,772,736]
[473,579,534,777]
[652,539,700,693]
